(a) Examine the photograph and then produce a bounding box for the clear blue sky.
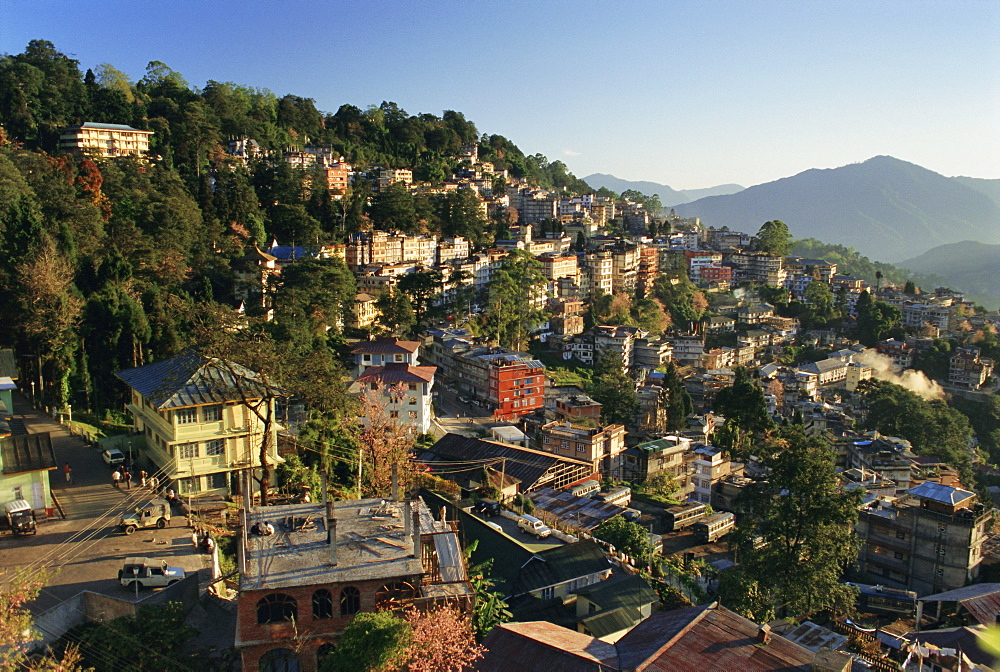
[3,0,998,189]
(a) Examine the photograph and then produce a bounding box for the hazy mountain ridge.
[582,173,744,205]
[900,240,1000,309]
[669,156,1000,262]
[951,176,1000,208]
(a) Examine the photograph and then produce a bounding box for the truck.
[3,500,37,535]
[118,557,186,589]
[119,498,172,534]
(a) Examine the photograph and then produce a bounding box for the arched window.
[312,589,333,619]
[340,586,361,615]
[256,593,297,624]
[259,648,299,672]
[316,643,336,668]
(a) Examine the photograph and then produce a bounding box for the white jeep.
[118,557,185,589]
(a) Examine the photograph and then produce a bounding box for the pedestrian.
[112,470,121,488]
[140,470,147,488]
[190,530,198,549]
[63,462,72,485]
[149,476,158,491]
[123,470,132,490]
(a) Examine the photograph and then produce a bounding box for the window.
[206,440,225,457]
[561,441,569,450]
[340,587,361,615]
[178,443,199,460]
[202,405,222,422]
[394,354,404,362]
[896,530,906,539]
[210,473,228,490]
[408,397,417,406]
[408,411,417,419]
[316,644,336,668]
[390,411,399,418]
[577,445,585,453]
[256,594,298,624]
[408,383,418,391]
[175,408,197,425]
[259,648,299,672]
[179,477,202,494]
[312,589,333,619]
[894,552,904,560]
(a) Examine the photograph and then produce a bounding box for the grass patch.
[528,345,593,390]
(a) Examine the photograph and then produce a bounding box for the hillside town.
[3,39,1000,672]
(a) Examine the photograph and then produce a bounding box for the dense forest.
[0,39,594,415]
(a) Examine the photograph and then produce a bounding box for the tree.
[712,367,773,456]
[403,605,484,672]
[804,279,835,323]
[660,361,692,431]
[480,250,547,351]
[72,602,196,671]
[320,610,411,672]
[755,220,792,257]
[396,270,442,328]
[858,379,974,476]
[374,288,415,337]
[0,569,84,671]
[589,353,640,428]
[464,546,512,637]
[593,516,655,566]
[720,426,862,620]
[855,290,901,346]
[370,182,418,233]
[353,382,418,498]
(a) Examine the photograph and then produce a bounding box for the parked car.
[118,557,185,589]
[119,498,172,534]
[3,499,37,535]
[102,448,125,468]
[474,499,501,517]
[517,514,552,538]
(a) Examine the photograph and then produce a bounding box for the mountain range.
[901,241,1000,309]
[582,174,744,205]
[663,156,1000,263]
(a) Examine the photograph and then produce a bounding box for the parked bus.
[664,502,707,532]
[693,511,735,543]
[845,582,917,617]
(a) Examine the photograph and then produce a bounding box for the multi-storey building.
[115,350,284,498]
[949,346,994,390]
[59,122,153,158]
[622,435,693,491]
[856,482,993,595]
[632,336,673,369]
[593,326,647,370]
[349,363,436,435]
[323,161,351,194]
[350,338,422,377]
[538,421,627,478]
[688,445,740,505]
[875,339,913,370]
[902,302,953,333]
[611,242,640,295]
[236,498,472,672]
[582,249,614,299]
[378,168,413,191]
[554,394,603,421]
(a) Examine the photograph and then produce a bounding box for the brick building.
[236,498,472,672]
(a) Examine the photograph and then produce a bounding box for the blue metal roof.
[115,350,283,410]
[78,122,145,131]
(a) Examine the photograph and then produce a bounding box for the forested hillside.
[0,39,592,416]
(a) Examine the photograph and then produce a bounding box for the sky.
[3,0,999,189]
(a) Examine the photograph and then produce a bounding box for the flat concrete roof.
[240,498,455,592]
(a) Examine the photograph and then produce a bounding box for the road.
[0,390,211,614]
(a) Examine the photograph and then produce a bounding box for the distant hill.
[900,240,1000,309]
[582,173,744,205]
[671,156,1000,262]
[952,176,1000,208]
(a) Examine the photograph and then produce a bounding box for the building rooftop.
[908,481,975,506]
[116,349,282,410]
[67,121,150,132]
[355,363,436,385]
[351,338,422,355]
[240,498,467,594]
[527,488,627,532]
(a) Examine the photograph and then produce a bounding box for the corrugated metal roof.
[1,433,57,475]
[615,603,814,671]
[476,621,619,672]
[351,338,421,354]
[0,349,17,379]
[512,540,610,597]
[908,481,975,505]
[115,349,284,410]
[355,364,436,384]
[78,122,145,131]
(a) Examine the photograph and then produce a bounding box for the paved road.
[0,390,211,614]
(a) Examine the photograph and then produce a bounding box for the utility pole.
[357,446,363,500]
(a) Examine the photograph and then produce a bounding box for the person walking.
[123,470,132,490]
[63,463,72,485]
[140,470,148,488]
[112,470,121,488]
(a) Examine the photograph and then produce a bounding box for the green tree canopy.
[755,220,792,257]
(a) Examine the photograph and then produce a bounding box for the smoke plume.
[856,350,945,401]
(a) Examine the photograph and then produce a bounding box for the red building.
[487,355,545,421]
[700,263,733,284]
